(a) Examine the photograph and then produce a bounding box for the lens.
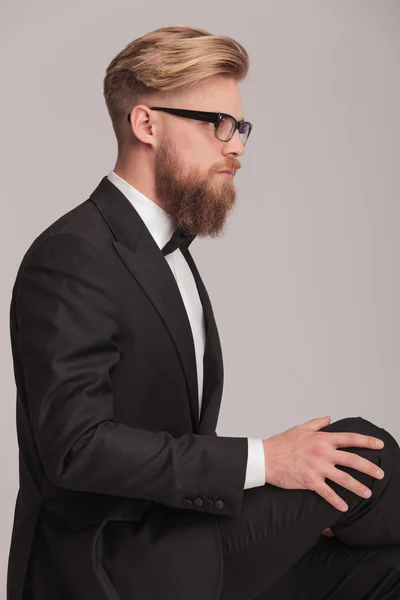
[217,115,236,141]
[239,122,251,145]
[216,116,251,145]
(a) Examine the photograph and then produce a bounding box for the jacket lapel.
[89,176,212,433]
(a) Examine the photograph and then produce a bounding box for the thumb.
[302,416,331,431]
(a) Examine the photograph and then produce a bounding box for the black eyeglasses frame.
[127,107,253,145]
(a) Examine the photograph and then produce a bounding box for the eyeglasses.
[127,107,253,146]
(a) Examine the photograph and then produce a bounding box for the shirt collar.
[107,170,175,250]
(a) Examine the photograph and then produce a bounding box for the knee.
[322,416,399,461]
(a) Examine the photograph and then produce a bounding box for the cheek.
[172,125,220,174]
[180,120,213,149]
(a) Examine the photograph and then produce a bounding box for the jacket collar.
[106,170,176,251]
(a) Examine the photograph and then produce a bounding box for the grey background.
[1,1,399,595]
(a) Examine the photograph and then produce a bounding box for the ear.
[128,104,158,146]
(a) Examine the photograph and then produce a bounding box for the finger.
[302,416,331,431]
[333,450,385,480]
[329,432,385,450]
[324,464,373,500]
[313,481,349,512]
[322,528,334,537]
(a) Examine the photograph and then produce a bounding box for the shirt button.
[193,497,203,507]
[215,500,224,509]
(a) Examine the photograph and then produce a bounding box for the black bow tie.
[162,227,196,256]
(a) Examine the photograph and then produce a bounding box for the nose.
[221,128,246,158]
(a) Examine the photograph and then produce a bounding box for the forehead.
[174,76,244,121]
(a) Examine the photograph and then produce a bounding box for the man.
[6,24,400,600]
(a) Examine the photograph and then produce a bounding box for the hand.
[322,527,334,537]
[262,415,385,512]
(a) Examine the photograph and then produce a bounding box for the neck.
[113,149,163,209]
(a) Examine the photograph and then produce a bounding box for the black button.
[193,497,203,507]
[215,500,224,509]
[204,498,214,509]
[183,499,192,506]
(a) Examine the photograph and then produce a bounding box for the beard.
[154,135,240,238]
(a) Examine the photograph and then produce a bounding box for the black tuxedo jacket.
[7,176,249,600]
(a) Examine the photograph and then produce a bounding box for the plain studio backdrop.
[1,1,399,596]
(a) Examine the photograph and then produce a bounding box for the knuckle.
[340,472,351,487]
[312,444,326,458]
[306,458,318,471]
[363,458,376,475]
[314,430,329,445]
[351,455,363,470]
[348,433,358,446]
[303,473,316,488]
[303,474,312,487]
[322,487,339,506]
[326,487,336,500]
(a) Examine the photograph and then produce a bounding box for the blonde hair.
[103,24,249,145]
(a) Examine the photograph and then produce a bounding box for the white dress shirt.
[107,170,265,489]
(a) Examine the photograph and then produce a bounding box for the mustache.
[216,159,241,172]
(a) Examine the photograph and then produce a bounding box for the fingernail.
[376,440,384,448]
[341,504,348,512]
[377,469,385,478]
[364,489,372,498]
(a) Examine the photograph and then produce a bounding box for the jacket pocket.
[46,493,153,532]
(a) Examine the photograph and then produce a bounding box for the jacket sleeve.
[13,233,248,517]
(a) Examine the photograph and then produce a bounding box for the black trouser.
[217,417,400,600]
[103,417,400,600]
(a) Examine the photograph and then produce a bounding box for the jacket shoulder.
[17,197,112,275]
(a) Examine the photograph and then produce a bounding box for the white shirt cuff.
[244,438,265,489]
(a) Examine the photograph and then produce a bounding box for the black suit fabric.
[7,176,248,600]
